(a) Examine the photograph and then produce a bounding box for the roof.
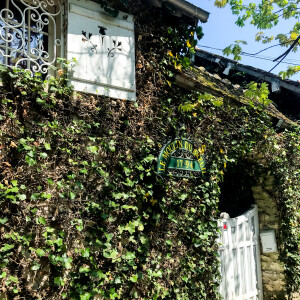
[146,0,210,23]
[173,65,298,128]
[195,47,300,92]
[194,48,300,121]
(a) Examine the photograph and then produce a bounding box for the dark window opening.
[219,162,255,218]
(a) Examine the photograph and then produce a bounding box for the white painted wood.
[218,205,263,300]
[67,0,136,100]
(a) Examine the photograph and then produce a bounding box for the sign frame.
[157,139,206,178]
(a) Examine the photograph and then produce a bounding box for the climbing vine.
[0,1,299,299]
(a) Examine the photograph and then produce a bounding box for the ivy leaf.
[54,276,65,286]
[17,194,26,200]
[40,152,48,159]
[31,263,41,271]
[166,239,173,246]
[0,217,8,224]
[69,191,76,200]
[105,233,114,242]
[79,266,91,273]
[75,219,83,231]
[125,221,136,234]
[143,154,155,163]
[1,244,14,252]
[38,217,46,225]
[44,142,51,150]
[122,251,136,260]
[130,274,138,282]
[87,145,99,154]
[80,293,92,300]
[103,249,119,259]
[36,249,45,257]
[140,236,148,245]
[25,155,36,166]
[114,277,122,284]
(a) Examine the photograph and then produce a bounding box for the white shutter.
[67,0,136,100]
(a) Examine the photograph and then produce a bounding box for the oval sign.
[157,139,206,177]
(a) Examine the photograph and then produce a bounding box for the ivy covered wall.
[0,1,299,299]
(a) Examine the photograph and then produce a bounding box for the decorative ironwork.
[0,0,61,75]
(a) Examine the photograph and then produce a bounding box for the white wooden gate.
[218,205,263,300]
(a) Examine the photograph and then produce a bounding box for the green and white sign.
[157,139,206,177]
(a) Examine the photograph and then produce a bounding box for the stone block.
[265,284,274,292]
[262,272,285,282]
[252,186,264,194]
[261,254,272,262]
[269,253,279,260]
[269,262,284,273]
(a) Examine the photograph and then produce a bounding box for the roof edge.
[146,0,210,22]
[165,0,210,23]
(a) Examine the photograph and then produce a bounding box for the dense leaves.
[218,0,300,78]
[0,2,299,299]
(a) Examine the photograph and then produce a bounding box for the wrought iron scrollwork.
[0,0,61,75]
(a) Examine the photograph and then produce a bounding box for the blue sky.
[188,0,300,80]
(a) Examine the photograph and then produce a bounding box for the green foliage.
[223,40,247,61]
[164,25,204,72]
[244,81,272,106]
[0,4,299,299]
[270,129,300,294]
[279,65,300,79]
[218,0,300,77]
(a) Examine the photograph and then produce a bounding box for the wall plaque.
[157,139,206,178]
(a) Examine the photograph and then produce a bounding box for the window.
[0,0,62,75]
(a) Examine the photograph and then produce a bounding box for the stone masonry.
[252,173,287,300]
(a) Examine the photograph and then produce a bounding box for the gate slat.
[218,205,263,300]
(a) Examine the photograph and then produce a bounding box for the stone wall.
[292,293,300,300]
[252,173,287,300]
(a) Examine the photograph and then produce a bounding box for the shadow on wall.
[219,161,256,218]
